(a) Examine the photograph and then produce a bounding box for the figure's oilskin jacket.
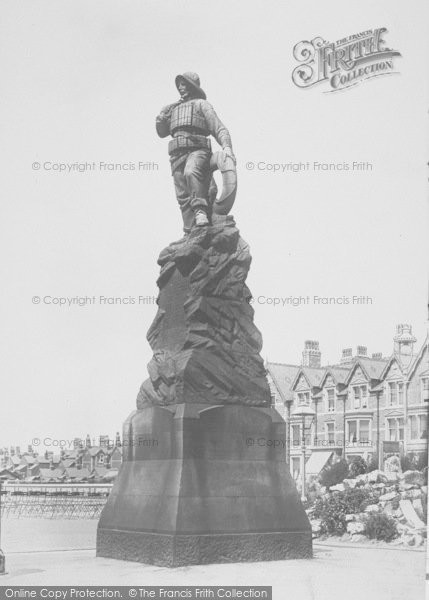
[156,98,232,165]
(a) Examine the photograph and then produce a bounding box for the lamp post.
[285,399,294,466]
[423,293,429,465]
[0,478,5,574]
[292,405,315,502]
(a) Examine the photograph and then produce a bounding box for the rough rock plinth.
[137,215,270,408]
[96,214,312,565]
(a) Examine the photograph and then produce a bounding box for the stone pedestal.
[97,215,312,565]
[97,403,312,566]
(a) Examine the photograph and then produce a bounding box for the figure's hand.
[223,146,236,164]
[160,99,183,118]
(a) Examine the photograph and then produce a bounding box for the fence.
[0,483,112,519]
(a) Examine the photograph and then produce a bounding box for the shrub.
[400,454,415,472]
[416,453,428,473]
[366,456,379,472]
[312,487,381,536]
[320,459,349,488]
[401,452,428,477]
[342,487,379,513]
[364,513,398,542]
[348,456,367,478]
[313,494,347,535]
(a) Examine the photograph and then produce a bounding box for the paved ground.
[0,519,427,600]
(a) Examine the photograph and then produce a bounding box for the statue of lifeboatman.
[156,72,237,232]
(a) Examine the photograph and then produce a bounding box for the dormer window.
[326,388,335,412]
[297,392,310,406]
[353,385,368,409]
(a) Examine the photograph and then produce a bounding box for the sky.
[1,0,428,450]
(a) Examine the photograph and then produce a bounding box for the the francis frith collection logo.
[292,28,401,92]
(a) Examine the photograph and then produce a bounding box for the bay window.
[409,414,428,440]
[347,419,371,444]
[387,417,404,441]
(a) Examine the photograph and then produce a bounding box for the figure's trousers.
[172,149,211,232]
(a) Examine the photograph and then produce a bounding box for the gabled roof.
[21,455,37,465]
[39,468,65,480]
[85,446,108,457]
[266,362,300,402]
[407,335,429,380]
[65,467,91,480]
[108,446,122,456]
[345,357,388,385]
[65,450,80,458]
[319,366,349,387]
[291,366,325,390]
[92,466,108,477]
[0,468,19,479]
[380,354,406,380]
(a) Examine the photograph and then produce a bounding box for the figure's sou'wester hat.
[175,72,206,100]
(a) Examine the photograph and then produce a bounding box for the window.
[398,383,404,406]
[348,420,357,443]
[347,419,372,444]
[327,389,335,412]
[326,422,335,444]
[410,415,418,440]
[409,414,428,440]
[292,424,301,447]
[359,420,370,443]
[387,417,404,441]
[291,457,300,479]
[421,378,429,403]
[388,383,397,406]
[361,386,368,408]
[420,415,427,438]
[388,381,404,406]
[297,392,310,406]
[352,385,368,409]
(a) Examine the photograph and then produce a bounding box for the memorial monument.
[96,73,312,566]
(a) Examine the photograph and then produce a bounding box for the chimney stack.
[372,352,382,360]
[340,348,353,364]
[356,345,367,358]
[99,435,110,448]
[302,340,321,368]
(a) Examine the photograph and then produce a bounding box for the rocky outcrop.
[308,468,428,547]
[136,215,271,408]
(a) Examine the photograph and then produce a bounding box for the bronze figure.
[156,72,237,232]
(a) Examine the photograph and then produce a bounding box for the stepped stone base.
[96,404,312,566]
[97,530,312,567]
